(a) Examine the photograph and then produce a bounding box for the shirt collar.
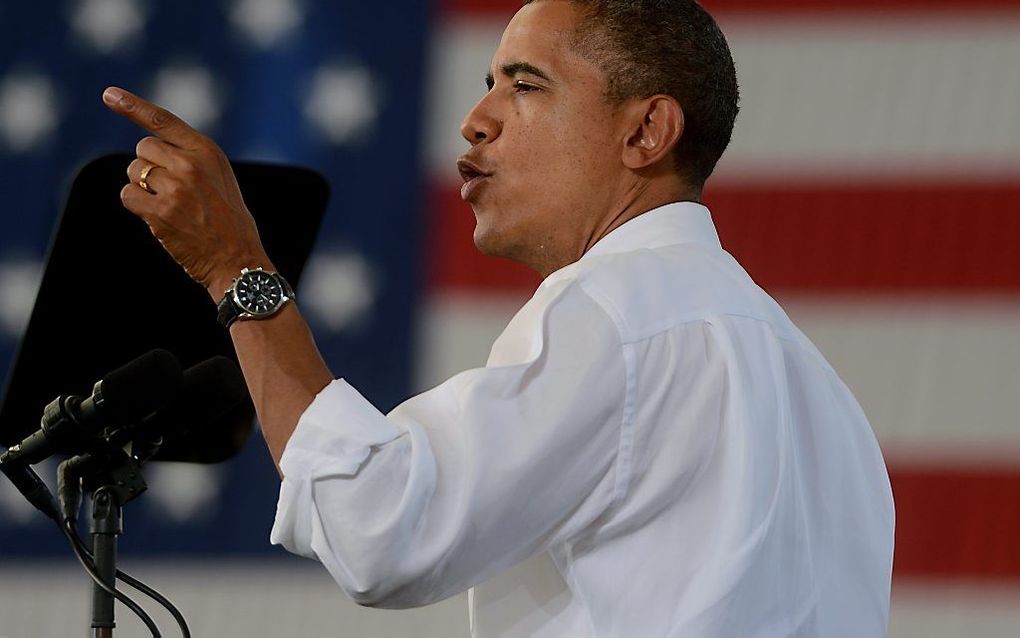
[582,201,721,261]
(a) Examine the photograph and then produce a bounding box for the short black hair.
[523,0,740,189]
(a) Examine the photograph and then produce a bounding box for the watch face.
[234,270,284,316]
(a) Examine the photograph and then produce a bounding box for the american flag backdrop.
[1,0,1019,636]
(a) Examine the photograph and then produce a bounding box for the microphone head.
[94,349,184,426]
[136,356,255,464]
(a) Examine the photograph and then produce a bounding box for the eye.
[513,80,540,93]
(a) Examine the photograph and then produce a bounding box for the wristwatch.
[216,267,295,329]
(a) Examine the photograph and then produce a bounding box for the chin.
[472,222,505,257]
[470,203,537,265]
[474,216,530,262]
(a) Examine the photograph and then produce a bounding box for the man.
[104,0,895,635]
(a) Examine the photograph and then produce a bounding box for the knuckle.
[149,108,173,129]
[197,142,220,161]
[135,136,155,156]
[180,159,200,177]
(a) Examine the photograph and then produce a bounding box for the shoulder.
[486,273,623,368]
[553,244,800,344]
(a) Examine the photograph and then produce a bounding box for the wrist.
[207,260,277,302]
[214,265,294,330]
[208,274,235,301]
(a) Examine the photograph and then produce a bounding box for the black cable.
[57,518,163,638]
[65,519,192,638]
[56,457,190,637]
[113,559,191,638]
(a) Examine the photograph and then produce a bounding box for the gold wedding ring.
[139,164,155,193]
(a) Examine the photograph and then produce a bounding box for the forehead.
[494,1,591,79]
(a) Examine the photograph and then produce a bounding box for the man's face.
[458,0,625,274]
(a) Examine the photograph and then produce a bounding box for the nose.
[460,93,502,146]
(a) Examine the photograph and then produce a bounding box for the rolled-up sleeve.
[270,281,627,609]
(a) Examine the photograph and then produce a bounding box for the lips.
[456,157,493,202]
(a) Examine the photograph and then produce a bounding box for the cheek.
[517,108,602,184]
[542,122,615,205]
[485,100,617,223]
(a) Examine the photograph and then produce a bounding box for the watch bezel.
[229,267,291,319]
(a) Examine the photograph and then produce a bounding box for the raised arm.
[103,88,628,609]
[102,86,331,472]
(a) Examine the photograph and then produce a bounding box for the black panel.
[0,153,328,446]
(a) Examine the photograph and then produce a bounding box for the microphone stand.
[91,487,122,638]
[70,446,149,637]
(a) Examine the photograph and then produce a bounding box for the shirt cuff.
[270,378,403,558]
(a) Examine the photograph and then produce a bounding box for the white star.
[145,463,222,523]
[300,250,377,332]
[230,0,304,49]
[304,64,380,145]
[0,257,42,337]
[149,65,222,133]
[69,0,145,54]
[0,74,60,152]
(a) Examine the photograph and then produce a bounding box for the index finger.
[102,86,205,149]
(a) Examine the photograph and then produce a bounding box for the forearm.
[222,295,333,475]
[101,87,334,477]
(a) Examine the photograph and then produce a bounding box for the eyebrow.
[485,61,555,90]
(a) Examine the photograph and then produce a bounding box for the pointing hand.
[103,86,273,297]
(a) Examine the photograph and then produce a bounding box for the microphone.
[128,356,254,464]
[0,349,184,468]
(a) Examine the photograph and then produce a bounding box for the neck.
[524,178,700,278]
[581,180,700,258]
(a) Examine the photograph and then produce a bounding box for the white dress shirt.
[271,202,895,637]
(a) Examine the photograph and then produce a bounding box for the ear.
[621,95,684,171]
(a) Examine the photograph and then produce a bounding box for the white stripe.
[416,293,1020,458]
[426,15,1020,183]
[784,296,1020,462]
[0,564,1015,637]
[891,582,1020,637]
[425,18,503,184]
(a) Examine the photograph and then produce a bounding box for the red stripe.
[890,465,1020,581]
[426,182,1020,294]
[440,0,1020,18]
